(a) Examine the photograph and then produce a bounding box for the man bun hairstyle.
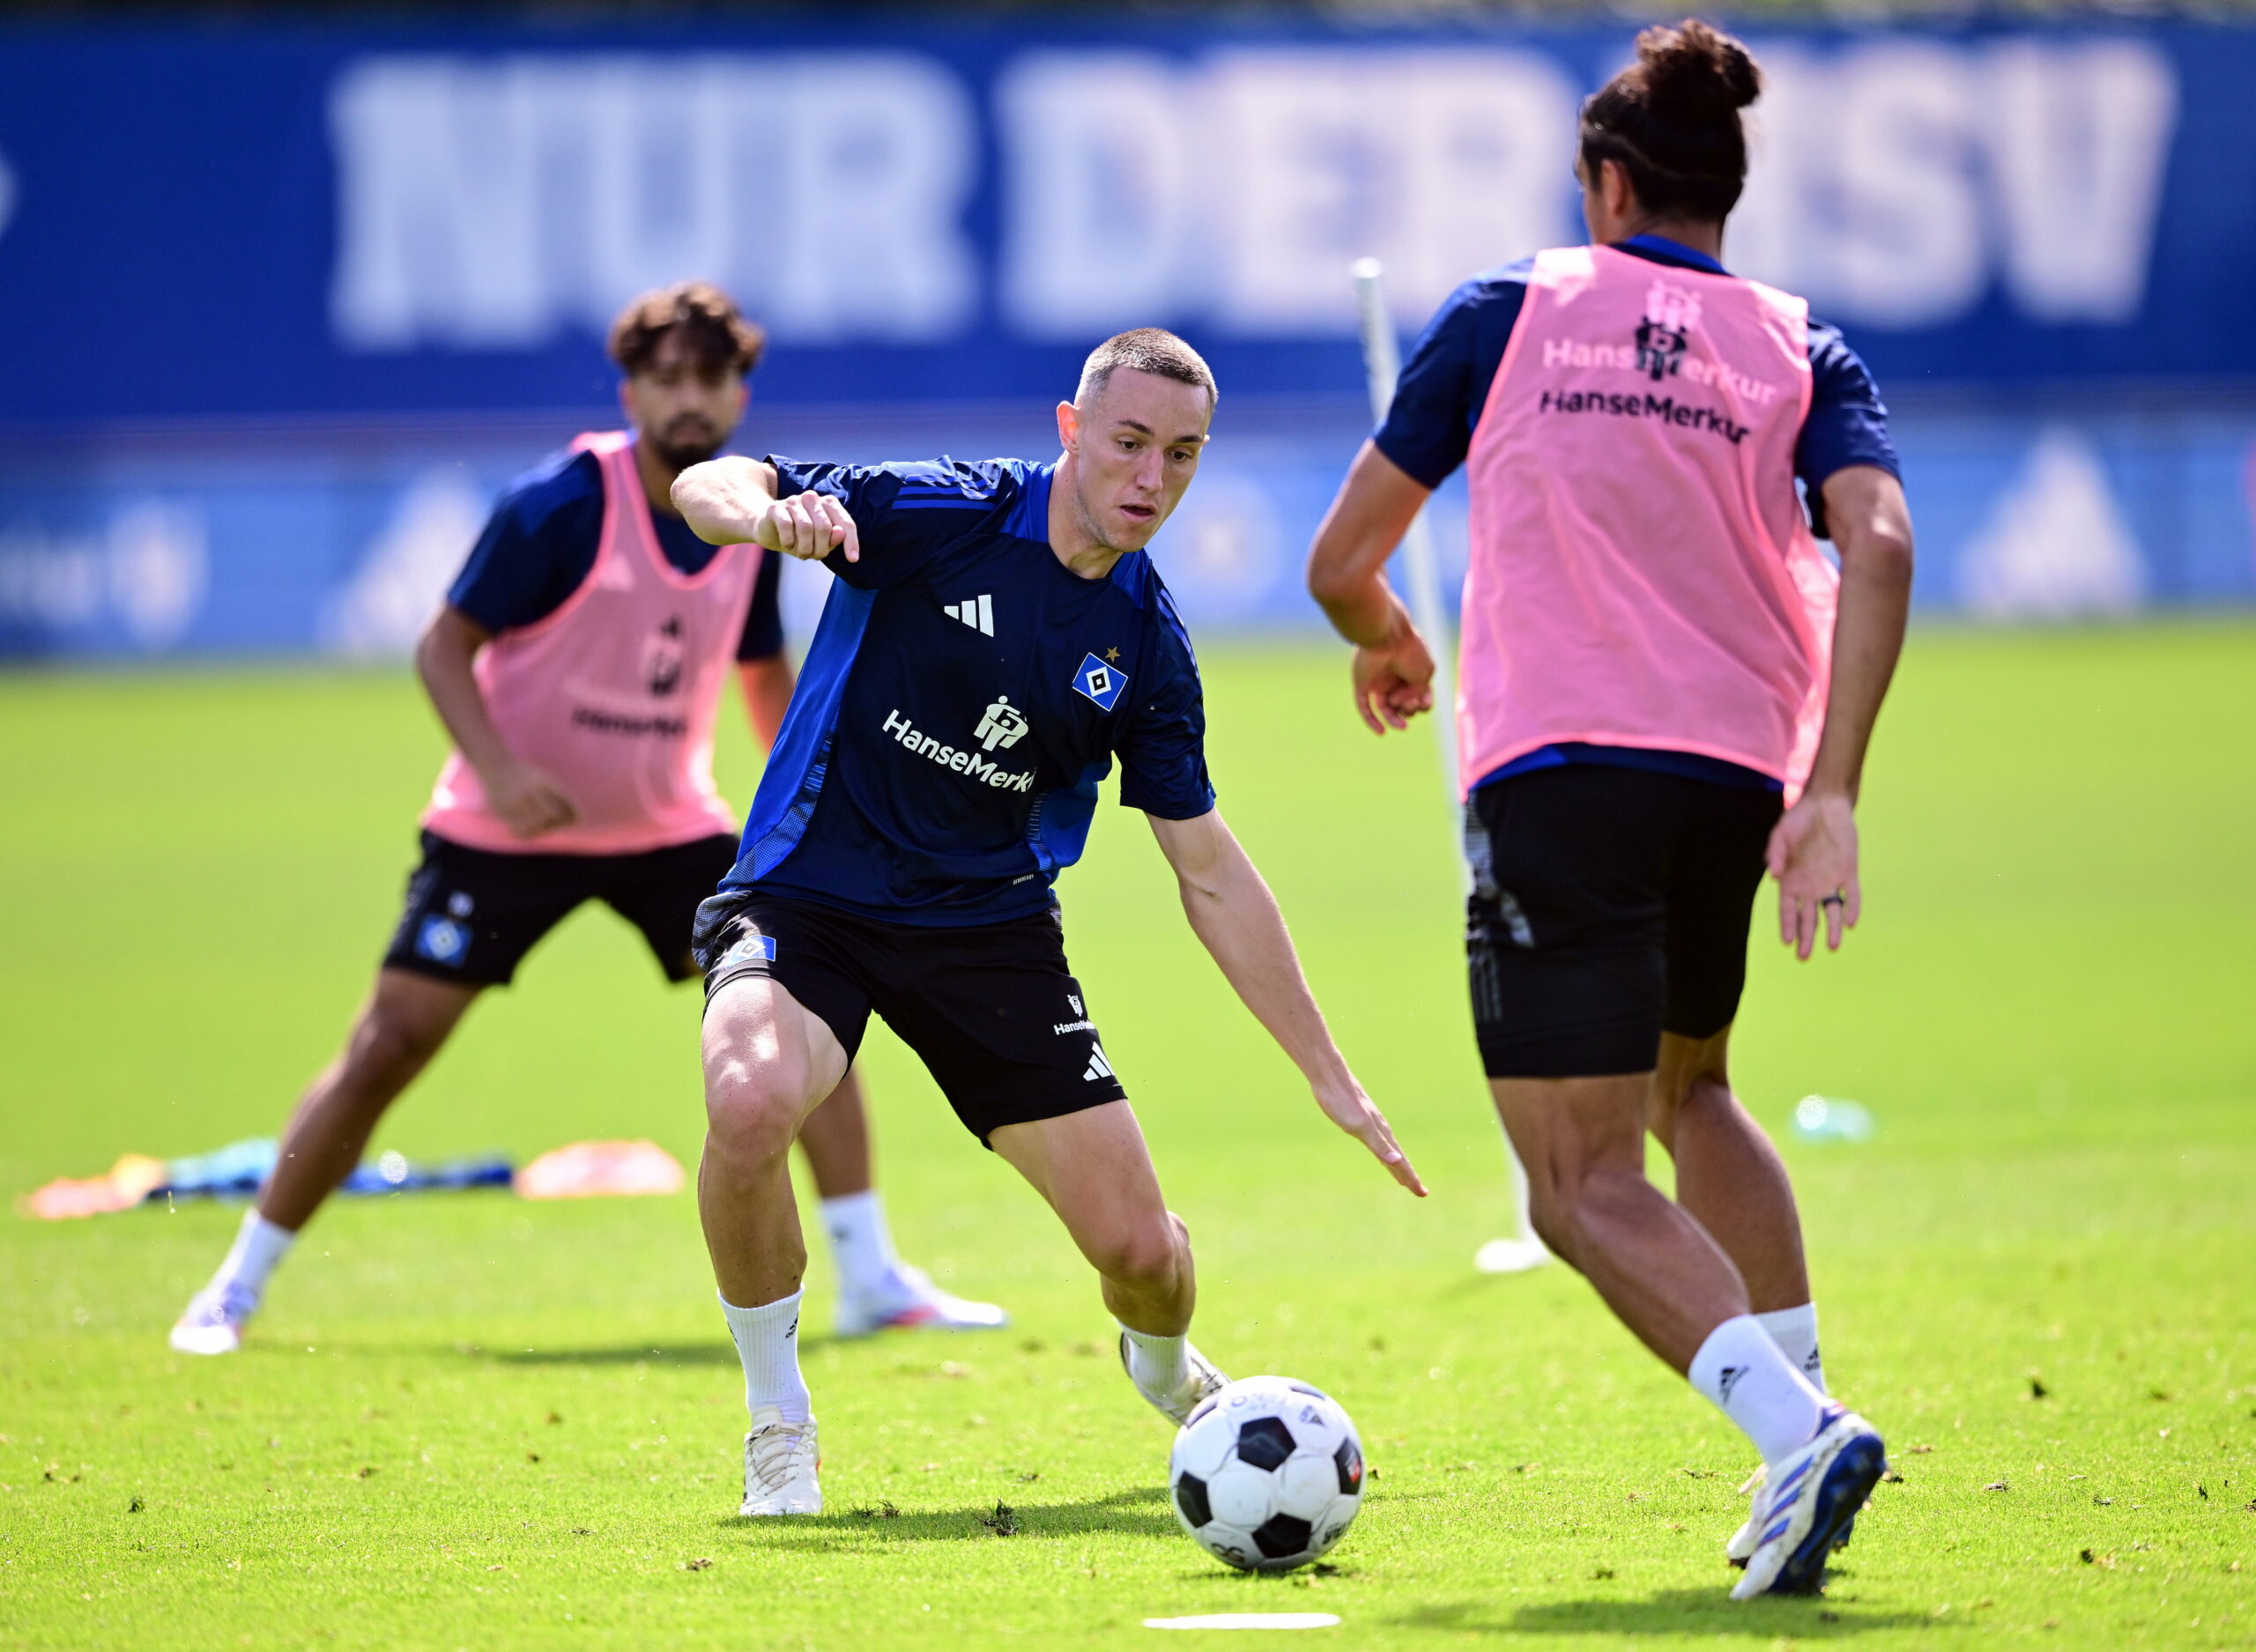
[607,280,766,379]
[1076,327,1218,408]
[1581,19,1763,223]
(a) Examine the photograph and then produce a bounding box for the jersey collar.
[1005,461,1056,543]
[1614,233,1728,277]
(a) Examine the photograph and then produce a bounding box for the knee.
[1089,1211,1185,1293]
[1537,1162,1657,1264]
[703,1056,810,1167]
[1525,1155,1650,1267]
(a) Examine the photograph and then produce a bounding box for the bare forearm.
[1307,441,1429,648]
[672,457,779,548]
[414,611,514,778]
[1807,557,1909,800]
[1179,855,1352,1092]
[1807,470,1915,800]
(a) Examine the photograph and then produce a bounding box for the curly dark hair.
[1580,19,1763,224]
[606,281,766,379]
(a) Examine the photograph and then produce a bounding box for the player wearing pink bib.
[172,284,1001,1357]
[1308,22,1915,1601]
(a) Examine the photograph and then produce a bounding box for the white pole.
[1350,258,1547,1275]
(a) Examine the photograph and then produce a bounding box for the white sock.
[1120,1322,1187,1396]
[720,1289,812,1425]
[820,1191,903,1302]
[209,1210,295,1303]
[1755,1302,1826,1395]
[1689,1314,1828,1466]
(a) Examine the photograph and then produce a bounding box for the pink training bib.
[422,432,762,856]
[1458,245,1837,804]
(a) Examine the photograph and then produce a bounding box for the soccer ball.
[1168,1375,1364,1572]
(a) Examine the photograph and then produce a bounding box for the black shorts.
[382,831,738,988]
[1465,767,1782,1078]
[694,892,1128,1145]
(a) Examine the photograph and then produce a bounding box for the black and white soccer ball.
[1168,1375,1364,1572]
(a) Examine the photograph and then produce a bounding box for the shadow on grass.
[726,1484,1176,1550]
[476,1337,844,1367]
[1394,1589,1947,1639]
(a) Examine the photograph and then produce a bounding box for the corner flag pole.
[1350,258,1548,1275]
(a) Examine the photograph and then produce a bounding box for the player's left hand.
[1350,629,1436,735]
[1766,789,1860,960]
[1313,1078,1428,1196]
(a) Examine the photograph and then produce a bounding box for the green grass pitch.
[1,626,2252,1649]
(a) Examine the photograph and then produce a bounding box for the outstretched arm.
[1767,463,1915,959]
[1305,440,1439,735]
[1147,808,1426,1196]
[673,457,861,563]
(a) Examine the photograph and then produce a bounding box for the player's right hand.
[760,491,860,564]
[486,760,578,840]
[1350,629,1436,735]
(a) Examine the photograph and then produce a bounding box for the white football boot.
[1118,1331,1230,1426]
[168,1282,258,1356]
[1729,1405,1886,1600]
[738,1406,822,1516]
[833,1265,1008,1338]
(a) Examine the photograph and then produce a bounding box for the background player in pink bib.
[172,283,1001,1356]
[1307,20,1916,1600]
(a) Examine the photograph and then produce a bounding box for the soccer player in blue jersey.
[673,329,1427,1515]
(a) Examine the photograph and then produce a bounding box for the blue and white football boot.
[1726,1462,1861,1567]
[1729,1404,1886,1600]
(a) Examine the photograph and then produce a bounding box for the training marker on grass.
[1142,1614,1340,1631]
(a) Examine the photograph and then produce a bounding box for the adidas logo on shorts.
[1083,1044,1114,1083]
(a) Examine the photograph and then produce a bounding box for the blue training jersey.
[722,456,1215,927]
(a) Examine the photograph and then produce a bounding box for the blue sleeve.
[1116,585,1216,820]
[1797,322,1900,500]
[1371,264,1531,490]
[446,449,604,634]
[768,456,1013,592]
[736,546,785,662]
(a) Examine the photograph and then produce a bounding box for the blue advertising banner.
[0,18,2252,423]
[0,17,2251,656]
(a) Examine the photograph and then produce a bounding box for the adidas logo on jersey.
[945,595,994,635]
[1084,1044,1115,1083]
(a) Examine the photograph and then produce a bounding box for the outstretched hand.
[1766,789,1860,961]
[1313,1078,1428,1196]
[1351,628,1436,735]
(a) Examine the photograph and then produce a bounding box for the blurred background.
[2,3,2251,658]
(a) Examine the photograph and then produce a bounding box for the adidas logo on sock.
[1084,1044,1114,1082]
[945,595,994,635]
[1717,1365,1745,1404]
